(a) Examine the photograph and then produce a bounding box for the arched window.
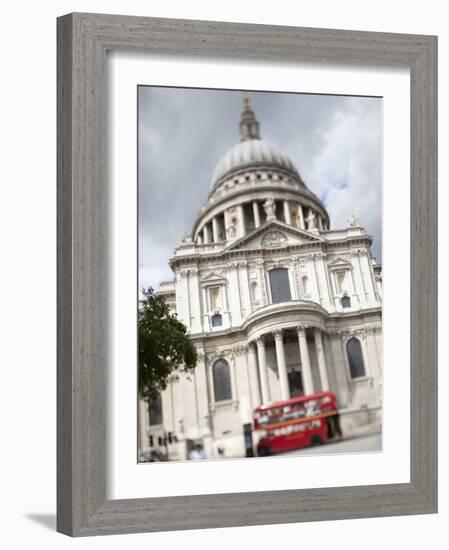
[148,393,163,426]
[346,337,366,378]
[212,359,232,402]
[269,268,291,303]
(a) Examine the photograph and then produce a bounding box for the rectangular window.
[211,313,223,327]
[148,394,163,426]
[269,268,292,303]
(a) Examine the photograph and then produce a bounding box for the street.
[280,432,382,457]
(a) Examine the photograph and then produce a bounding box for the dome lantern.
[239,95,260,141]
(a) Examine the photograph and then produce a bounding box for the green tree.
[139,287,197,402]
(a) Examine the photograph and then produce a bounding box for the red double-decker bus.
[253,391,341,456]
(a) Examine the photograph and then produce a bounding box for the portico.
[251,325,330,405]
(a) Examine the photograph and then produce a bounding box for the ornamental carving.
[205,349,233,362]
[274,329,284,340]
[261,230,287,248]
[245,342,257,354]
[296,325,308,335]
[266,259,290,270]
[196,350,206,361]
[232,345,247,356]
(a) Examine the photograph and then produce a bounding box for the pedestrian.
[189,443,206,460]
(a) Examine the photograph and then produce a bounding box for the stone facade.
[139,97,382,461]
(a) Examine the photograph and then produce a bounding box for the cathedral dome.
[190,95,330,246]
[210,138,299,189]
[210,96,300,190]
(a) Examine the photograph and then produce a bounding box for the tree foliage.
[139,287,197,401]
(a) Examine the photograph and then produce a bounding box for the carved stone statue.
[181,233,193,244]
[227,224,236,238]
[263,197,276,221]
[348,214,360,227]
[306,209,317,230]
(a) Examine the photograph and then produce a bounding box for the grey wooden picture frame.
[57,12,438,537]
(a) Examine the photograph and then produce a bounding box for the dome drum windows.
[243,202,256,232]
[198,213,226,244]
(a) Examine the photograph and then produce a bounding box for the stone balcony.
[242,299,328,341]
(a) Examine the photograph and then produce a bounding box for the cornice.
[169,233,374,270]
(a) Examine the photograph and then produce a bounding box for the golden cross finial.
[243,94,250,109]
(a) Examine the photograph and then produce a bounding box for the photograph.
[137,86,383,462]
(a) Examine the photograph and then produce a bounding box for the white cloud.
[302,100,382,260]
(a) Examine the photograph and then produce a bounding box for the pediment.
[328,256,353,270]
[200,271,226,284]
[227,221,323,251]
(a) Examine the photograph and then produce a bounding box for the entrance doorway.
[288,370,303,397]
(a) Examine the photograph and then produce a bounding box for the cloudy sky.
[138,87,382,293]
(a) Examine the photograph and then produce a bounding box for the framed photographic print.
[57,13,437,536]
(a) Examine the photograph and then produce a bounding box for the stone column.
[351,250,367,305]
[315,252,332,309]
[297,326,314,395]
[256,336,270,404]
[237,204,246,236]
[188,268,202,334]
[298,204,305,230]
[283,201,292,225]
[375,273,382,299]
[203,223,210,244]
[274,330,290,401]
[227,263,242,325]
[238,261,251,318]
[253,201,261,228]
[361,250,380,305]
[247,342,261,407]
[313,328,329,391]
[138,399,148,455]
[212,217,219,243]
